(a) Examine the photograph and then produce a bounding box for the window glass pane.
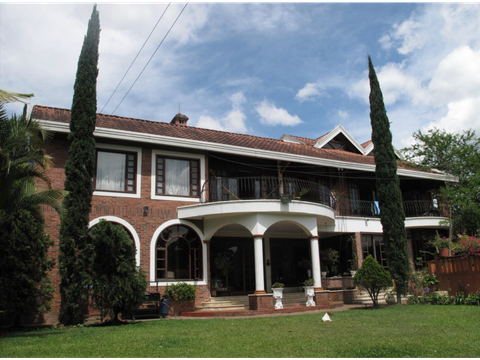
[96,151,126,191]
[165,159,190,196]
[167,237,190,279]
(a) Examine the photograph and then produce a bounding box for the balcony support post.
[253,235,266,294]
[310,235,323,290]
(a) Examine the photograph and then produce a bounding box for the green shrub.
[304,278,315,287]
[408,291,480,306]
[90,220,147,323]
[422,273,438,288]
[271,282,285,288]
[465,292,480,305]
[353,255,392,308]
[165,282,196,303]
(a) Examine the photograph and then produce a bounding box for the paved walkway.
[131,303,369,322]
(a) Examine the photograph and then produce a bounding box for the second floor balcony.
[199,176,449,219]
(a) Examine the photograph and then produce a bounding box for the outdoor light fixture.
[266,259,271,266]
[143,206,149,217]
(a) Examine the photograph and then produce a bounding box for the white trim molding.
[88,216,141,267]
[149,219,207,285]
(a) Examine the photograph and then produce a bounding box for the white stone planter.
[272,287,284,309]
[304,286,316,306]
[321,271,327,278]
[350,270,357,277]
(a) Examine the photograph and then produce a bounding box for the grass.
[1,305,479,358]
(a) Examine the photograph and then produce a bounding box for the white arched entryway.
[204,213,322,294]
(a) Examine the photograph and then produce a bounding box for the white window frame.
[151,149,205,202]
[94,143,142,198]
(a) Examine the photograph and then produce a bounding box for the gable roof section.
[32,105,450,181]
[313,125,366,154]
[283,127,404,160]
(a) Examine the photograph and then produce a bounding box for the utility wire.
[111,3,188,115]
[100,4,171,114]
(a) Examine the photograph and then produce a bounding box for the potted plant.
[429,232,452,257]
[271,282,285,309]
[320,259,328,277]
[210,276,218,297]
[349,236,359,276]
[321,248,339,277]
[303,278,316,306]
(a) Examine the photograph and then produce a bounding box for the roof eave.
[37,119,457,183]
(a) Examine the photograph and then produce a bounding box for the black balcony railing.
[200,176,448,219]
[336,198,449,218]
[200,176,337,209]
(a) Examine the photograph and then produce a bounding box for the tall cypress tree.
[59,5,100,324]
[368,56,409,304]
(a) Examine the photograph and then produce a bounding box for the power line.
[100,4,171,114]
[111,3,189,115]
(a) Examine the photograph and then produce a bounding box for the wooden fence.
[428,255,480,295]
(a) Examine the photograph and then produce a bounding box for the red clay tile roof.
[288,135,316,146]
[361,140,373,148]
[31,105,423,171]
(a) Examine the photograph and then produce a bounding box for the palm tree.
[0,100,64,326]
[0,101,63,215]
[0,89,34,104]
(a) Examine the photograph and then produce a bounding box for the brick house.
[33,105,455,323]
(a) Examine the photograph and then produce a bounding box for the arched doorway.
[265,221,312,290]
[210,224,255,296]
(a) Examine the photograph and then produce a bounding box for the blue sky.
[1,2,479,149]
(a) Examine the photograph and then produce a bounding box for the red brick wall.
[38,136,211,325]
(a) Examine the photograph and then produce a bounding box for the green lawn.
[1,305,479,358]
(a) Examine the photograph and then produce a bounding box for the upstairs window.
[95,150,137,193]
[156,156,199,197]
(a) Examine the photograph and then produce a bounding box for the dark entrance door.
[270,238,311,287]
[210,237,255,295]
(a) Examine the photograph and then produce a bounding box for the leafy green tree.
[90,220,147,324]
[59,5,100,324]
[354,255,393,308]
[368,56,409,304]
[403,128,480,235]
[0,102,62,327]
[0,104,63,214]
[0,210,54,326]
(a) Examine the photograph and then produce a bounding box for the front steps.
[199,296,249,311]
[351,288,395,305]
[181,292,343,317]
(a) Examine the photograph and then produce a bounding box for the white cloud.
[428,46,480,105]
[255,100,302,126]
[195,91,248,133]
[337,110,349,120]
[348,62,428,106]
[221,3,301,33]
[427,97,480,134]
[392,19,424,55]
[295,82,326,102]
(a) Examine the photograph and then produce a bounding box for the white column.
[310,236,322,289]
[253,235,266,294]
